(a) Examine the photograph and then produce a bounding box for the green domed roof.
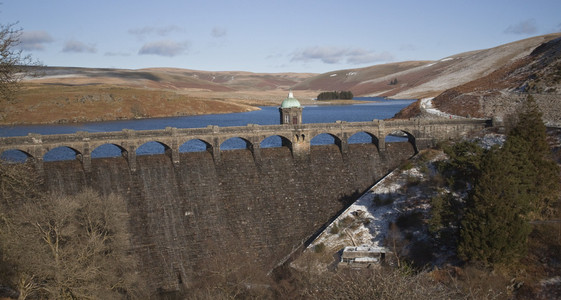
[280,91,301,108]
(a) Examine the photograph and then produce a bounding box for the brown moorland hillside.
[4,33,561,125]
[25,67,317,93]
[430,34,561,125]
[294,33,561,100]
[291,61,432,94]
[1,83,262,124]
[2,68,318,124]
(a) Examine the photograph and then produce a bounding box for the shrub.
[428,172,445,188]
[418,164,430,176]
[314,243,326,253]
[406,175,421,187]
[373,194,393,206]
[400,161,414,171]
[339,216,354,227]
[285,267,461,299]
[330,223,340,234]
[417,149,439,163]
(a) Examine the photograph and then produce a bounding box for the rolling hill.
[3,32,561,125]
[293,33,561,100]
[429,33,561,126]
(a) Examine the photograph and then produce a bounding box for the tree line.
[316,91,354,100]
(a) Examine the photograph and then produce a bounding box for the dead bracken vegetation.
[0,83,261,125]
[429,36,561,125]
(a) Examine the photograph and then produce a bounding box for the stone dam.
[0,118,491,295]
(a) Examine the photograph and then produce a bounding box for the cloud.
[291,47,348,64]
[62,40,97,53]
[18,30,53,51]
[128,25,184,38]
[291,46,393,65]
[138,40,189,57]
[211,27,227,38]
[504,19,538,35]
[104,51,131,57]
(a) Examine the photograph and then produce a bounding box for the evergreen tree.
[316,91,353,100]
[458,94,560,265]
[441,141,484,190]
[458,146,532,265]
[504,95,560,217]
[339,90,353,99]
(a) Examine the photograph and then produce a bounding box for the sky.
[2,0,561,74]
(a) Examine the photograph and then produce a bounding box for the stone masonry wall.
[41,142,415,295]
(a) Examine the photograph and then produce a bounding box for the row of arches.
[1,131,411,163]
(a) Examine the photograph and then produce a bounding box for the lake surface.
[0,98,415,161]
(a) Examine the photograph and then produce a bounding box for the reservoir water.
[0,98,415,161]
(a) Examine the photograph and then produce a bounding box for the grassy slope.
[294,33,561,100]
[1,68,319,125]
[2,83,259,124]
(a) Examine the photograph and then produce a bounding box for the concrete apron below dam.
[40,141,417,295]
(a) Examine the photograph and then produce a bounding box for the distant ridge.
[10,32,561,125]
[293,33,561,99]
[25,33,561,99]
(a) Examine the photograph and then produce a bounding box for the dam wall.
[41,142,415,294]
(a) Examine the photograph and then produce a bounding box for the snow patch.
[307,163,429,253]
[477,133,506,149]
[541,276,561,285]
[28,74,85,80]
[421,97,459,119]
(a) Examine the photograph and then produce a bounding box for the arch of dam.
[0,118,491,172]
[0,118,491,295]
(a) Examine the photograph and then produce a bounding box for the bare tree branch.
[0,180,147,299]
